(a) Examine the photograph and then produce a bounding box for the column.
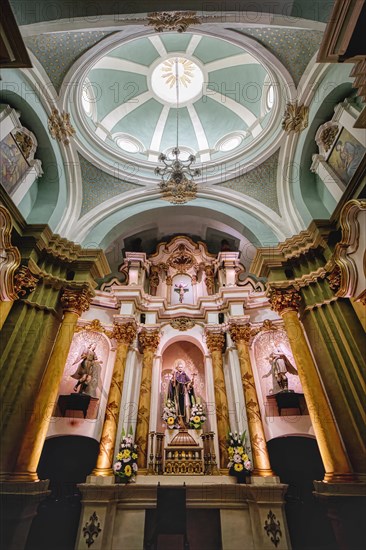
[135,328,160,470]
[0,301,13,330]
[229,321,275,477]
[9,286,93,482]
[92,319,137,476]
[205,327,229,469]
[269,286,354,482]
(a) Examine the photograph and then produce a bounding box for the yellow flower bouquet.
[227,430,252,482]
[189,401,206,429]
[113,429,138,483]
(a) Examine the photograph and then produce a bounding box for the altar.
[53,237,303,550]
[75,475,290,550]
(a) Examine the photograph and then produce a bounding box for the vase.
[230,469,251,484]
[115,475,128,484]
[237,471,251,484]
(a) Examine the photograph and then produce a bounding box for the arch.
[70,191,287,248]
[102,205,261,272]
[26,435,99,550]
[267,436,336,550]
[0,69,67,230]
[160,331,206,357]
[287,64,355,225]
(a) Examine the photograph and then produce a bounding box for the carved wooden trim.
[0,205,21,301]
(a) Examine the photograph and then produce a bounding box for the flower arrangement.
[162,398,179,429]
[113,429,138,483]
[189,401,206,429]
[227,430,252,479]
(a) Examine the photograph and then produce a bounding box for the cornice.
[1,191,110,279]
[250,220,335,277]
[89,283,273,321]
[265,267,328,291]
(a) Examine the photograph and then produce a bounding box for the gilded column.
[229,321,275,477]
[92,319,137,476]
[205,327,229,469]
[269,286,354,482]
[9,286,93,482]
[135,328,160,469]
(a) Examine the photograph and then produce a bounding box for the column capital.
[205,326,225,353]
[138,328,160,352]
[228,320,259,344]
[60,285,94,315]
[13,265,39,298]
[108,319,137,344]
[268,285,302,315]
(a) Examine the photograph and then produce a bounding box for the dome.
[73,32,282,184]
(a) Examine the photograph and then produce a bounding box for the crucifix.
[174,282,189,303]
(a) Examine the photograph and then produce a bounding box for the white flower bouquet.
[189,401,206,429]
[227,430,252,479]
[162,398,179,429]
[113,430,138,483]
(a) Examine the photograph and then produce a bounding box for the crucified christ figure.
[174,282,189,303]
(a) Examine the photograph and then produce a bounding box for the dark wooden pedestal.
[266,392,306,416]
[58,393,91,418]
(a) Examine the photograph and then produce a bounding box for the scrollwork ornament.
[48,108,75,145]
[147,11,201,33]
[167,244,195,273]
[261,319,278,332]
[170,317,195,331]
[75,319,105,333]
[82,511,102,548]
[320,125,338,152]
[282,101,309,133]
[138,329,160,351]
[327,264,341,292]
[268,287,302,315]
[13,266,39,297]
[14,131,33,159]
[264,510,282,548]
[108,321,137,344]
[0,205,21,301]
[60,287,93,315]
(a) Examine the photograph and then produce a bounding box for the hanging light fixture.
[155,58,201,204]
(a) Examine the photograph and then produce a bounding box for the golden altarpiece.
[31,234,319,550]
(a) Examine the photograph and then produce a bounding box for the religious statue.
[204,264,215,295]
[174,281,189,303]
[167,359,196,425]
[149,265,160,296]
[71,343,102,397]
[262,349,298,392]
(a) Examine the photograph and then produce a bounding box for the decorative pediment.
[149,236,216,274]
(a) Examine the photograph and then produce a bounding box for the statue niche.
[160,342,206,432]
[172,274,193,305]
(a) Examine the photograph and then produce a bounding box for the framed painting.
[0,133,29,194]
[327,128,365,184]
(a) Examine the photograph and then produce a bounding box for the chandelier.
[155,58,201,204]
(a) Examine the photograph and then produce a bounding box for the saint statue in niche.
[168,359,196,426]
[174,281,189,303]
[71,343,102,398]
[262,349,298,392]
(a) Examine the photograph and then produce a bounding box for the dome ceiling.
[73,32,282,184]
